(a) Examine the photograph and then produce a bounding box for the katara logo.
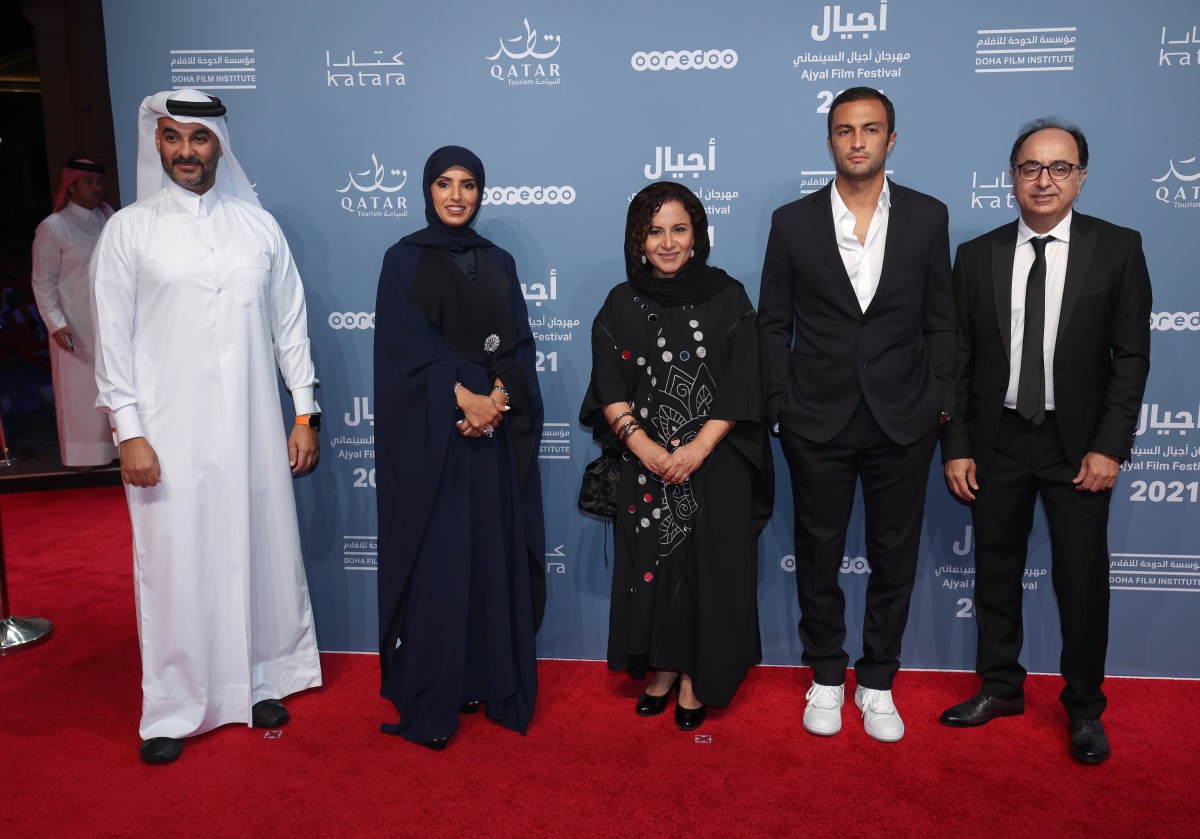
[1158,24,1199,66]
[811,1,889,41]
[336,155,408,217]
[325,49,406,87]
[1152,152,1200,207]
[546,544,566,575]
[486,18,561,85]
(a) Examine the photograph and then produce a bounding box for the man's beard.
[163,155,217,190]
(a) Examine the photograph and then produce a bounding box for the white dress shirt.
[831,178,891,312]
[1004,212,1073,412]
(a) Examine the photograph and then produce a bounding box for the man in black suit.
[758,88,955,742]
[939,118,1152,765]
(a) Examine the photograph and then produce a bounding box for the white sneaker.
[855,686,904,742]
[803,683,845,736]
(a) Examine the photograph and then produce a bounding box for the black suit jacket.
[758,180,955,445]
[940,212,1152,472]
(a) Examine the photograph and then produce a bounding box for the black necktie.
[1016,235,1054,424]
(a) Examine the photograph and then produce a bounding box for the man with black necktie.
[939,118,1152,764]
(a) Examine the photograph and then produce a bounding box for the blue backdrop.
[101,0,1200,678]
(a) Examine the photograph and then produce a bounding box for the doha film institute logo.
[170,47,257,90]
[486,17,561,86]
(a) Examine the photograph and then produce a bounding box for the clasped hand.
[457,387,508,438]
[634,437,710,484]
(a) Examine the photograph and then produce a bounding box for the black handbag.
[578,445,621,518]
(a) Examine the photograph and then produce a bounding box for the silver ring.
[455,419,464,426]
[484,427,495,437]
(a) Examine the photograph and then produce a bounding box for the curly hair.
[624,181,710,278]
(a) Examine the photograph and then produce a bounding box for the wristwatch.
[295,413,321,432]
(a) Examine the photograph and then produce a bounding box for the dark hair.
[827,87,895,137]
[624,182,710,279]
[1008,117,1089,169]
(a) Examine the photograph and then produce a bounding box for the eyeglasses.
[1013,161,1084,181]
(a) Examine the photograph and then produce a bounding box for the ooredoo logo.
[328,312,375,330]
[1151,312,1200,331]
[482,186,576,205]
[631,49,738,71]
[779,554,871,574]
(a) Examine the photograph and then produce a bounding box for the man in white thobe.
[30,158,118,468]
[91,89,323,765]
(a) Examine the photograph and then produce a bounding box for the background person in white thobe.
[91,89,323,765]
[30,157,118,468]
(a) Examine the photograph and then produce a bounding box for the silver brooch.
[484,334,500,353]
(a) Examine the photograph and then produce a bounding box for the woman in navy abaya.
[374,146,545,750]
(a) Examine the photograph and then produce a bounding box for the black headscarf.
[624,183,734,307]
[399,146,494,250]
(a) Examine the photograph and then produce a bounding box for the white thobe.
[30,202,118,466]
[91,181,322,740]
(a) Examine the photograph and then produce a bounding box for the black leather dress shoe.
[422,737,449,752]
[459,700,482,714]
[939,692,1025,727]
[252,698,290,729]
[637,673,680,716]
[675,701,706,732]
[636,690,671,717]
[1068,719,1110,765]
[140,737,183,764]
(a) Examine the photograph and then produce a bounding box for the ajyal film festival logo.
[335,153,408,218]
[637,137,737,238]
[486,17,561,86]
[794,1,910,85]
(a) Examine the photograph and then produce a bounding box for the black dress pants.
[971,410,1111,720]
[781,397,939,690]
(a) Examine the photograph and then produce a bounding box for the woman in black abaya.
[580,182,773,731]
[374,146,545,750]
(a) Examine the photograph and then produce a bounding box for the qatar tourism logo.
[335,154,408,218]
[1152,151,1200,209]
[486,18,561,86]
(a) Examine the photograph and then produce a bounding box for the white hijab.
[135,89,259,206]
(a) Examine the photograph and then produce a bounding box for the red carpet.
[2,487,1198,838]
